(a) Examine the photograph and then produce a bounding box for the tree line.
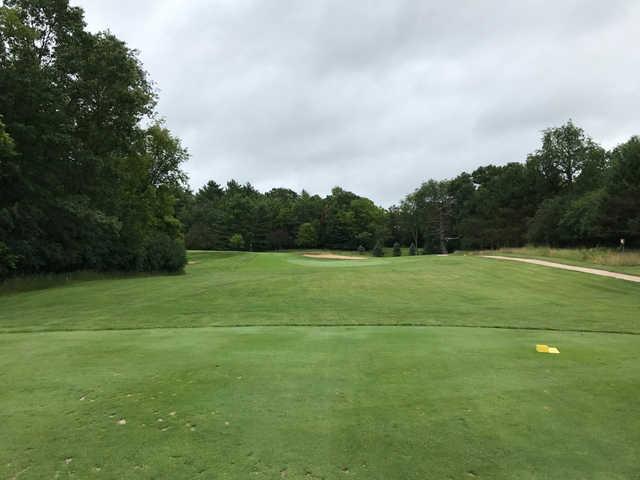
[394,122,639,253]
[2,1,638,279]
[178,121,639,255]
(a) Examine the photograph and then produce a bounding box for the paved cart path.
[483,255,640,284]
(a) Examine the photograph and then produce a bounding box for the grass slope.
[471,247,640,275]
[1,252,639,479]
[1,252,639,334]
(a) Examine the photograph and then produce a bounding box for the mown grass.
[472,246,640,275]
[1,251,639,479]
[2,251,639,334]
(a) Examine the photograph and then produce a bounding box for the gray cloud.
[75,0,640,205]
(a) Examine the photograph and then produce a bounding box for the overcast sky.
[75,0,640,206]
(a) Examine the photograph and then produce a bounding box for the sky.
[74,0,640,206]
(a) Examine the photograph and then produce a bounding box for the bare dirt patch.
[302,253,366,261]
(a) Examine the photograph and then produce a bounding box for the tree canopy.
[0,0,188,277]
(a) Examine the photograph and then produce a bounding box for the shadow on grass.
[0,269,185,296]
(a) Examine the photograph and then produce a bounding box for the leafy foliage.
[392,242,401,256]
[0,0,187,278]
[296,223,317,248]
[229,233,245,250]
[181,184,386,252]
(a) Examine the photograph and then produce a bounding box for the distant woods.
[179,121,639,254]
[1,2,639,279]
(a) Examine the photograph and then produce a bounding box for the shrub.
[229,233,245,250]
[372,241,384,257]
[143,233,187,273]
[409,242,417,256]
[392,242,401,256]
[357,245,365,255]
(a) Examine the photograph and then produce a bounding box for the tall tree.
[0,0,187,277]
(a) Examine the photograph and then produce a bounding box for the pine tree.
[372,241,384,257]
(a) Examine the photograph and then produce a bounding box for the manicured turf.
[1,252,639,334]
[1,252,639,479]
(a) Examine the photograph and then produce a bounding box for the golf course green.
[1,252,639,479]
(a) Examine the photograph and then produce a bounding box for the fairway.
[1,252,640,479]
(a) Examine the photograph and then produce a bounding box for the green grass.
[2,252,639,334]
[1,251,639,479]
[471,247,640,275]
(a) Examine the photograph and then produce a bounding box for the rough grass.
[470,246,640,275]
[1,251,639,479]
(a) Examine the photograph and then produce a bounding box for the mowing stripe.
[1,323,639,336]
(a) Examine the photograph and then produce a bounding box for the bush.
[372,241,384,257]
[409,242,417,256]
[143,233,187,273]
[392,242,401,256]
[357,245,365,255]
[229,233,245,250]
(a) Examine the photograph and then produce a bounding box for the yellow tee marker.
[536,344,560,354]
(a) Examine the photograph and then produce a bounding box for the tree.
[601,136,640,244]
[415,180,454,254]
[527,120,606,194]
[372,241,384,257]
[392,242,401,256]
[229,233,245,250]
[296,223,317,248]
[458,163,537,249]
[356,231,373,250]
[0,0,188,277]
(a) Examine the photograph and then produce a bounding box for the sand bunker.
[302,253,367,261]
